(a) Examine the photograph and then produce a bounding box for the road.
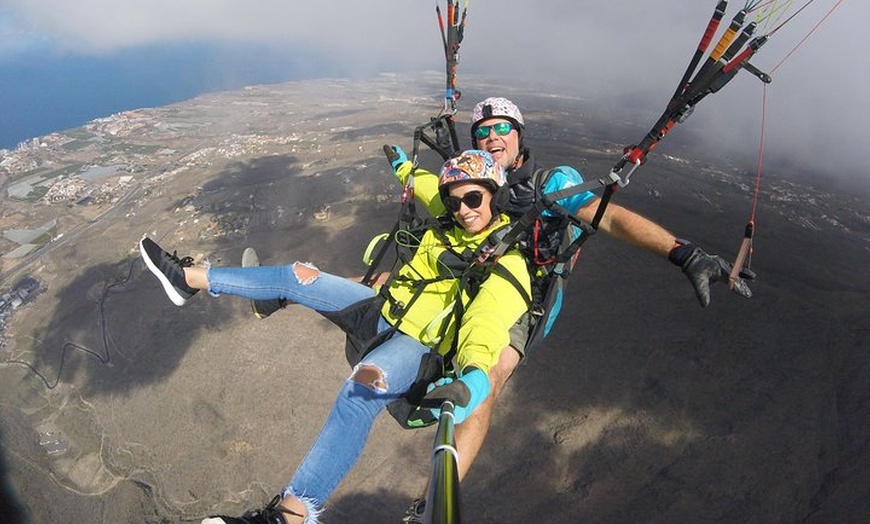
[0,184,142,287]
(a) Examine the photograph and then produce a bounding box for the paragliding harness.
[324,208,531,429]
[345,88,466,393]
[523,175,594,350]
[484,166,611,353]
[322,0,481,429]
[336,148,609,428]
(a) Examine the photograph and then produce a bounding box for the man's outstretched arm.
[576,198,752,306]
[579,198,675,256]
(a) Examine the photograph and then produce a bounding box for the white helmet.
[470,97,525,134]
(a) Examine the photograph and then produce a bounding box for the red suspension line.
[751,84,768,224]
[770,0,844,74]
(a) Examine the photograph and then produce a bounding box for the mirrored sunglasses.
[443,190,485,213]
[473,121,514,140]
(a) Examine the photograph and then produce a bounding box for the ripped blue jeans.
[207,263,430,513]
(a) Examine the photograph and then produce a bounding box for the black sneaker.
[202,495,298,524]
[242,247,286,319]
[139,236,199,306]
[401,498,425,524]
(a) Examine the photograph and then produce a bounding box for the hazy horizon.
[1,0,865,188]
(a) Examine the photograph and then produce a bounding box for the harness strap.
[381,273,451,320]
[438,259,531,368]
[479,168,596,266]
[414,114,460,162]
[491,263,533,309]
[362,221,400,286]
[537,175,609,204]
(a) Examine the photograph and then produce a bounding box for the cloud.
[460,1,865,179]
[1,1,434,58]
[1,0,864,181]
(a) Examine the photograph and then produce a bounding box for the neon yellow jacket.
[395,161,445,215]
[380,216,530,375]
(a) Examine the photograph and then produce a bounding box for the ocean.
[0,43,334,150]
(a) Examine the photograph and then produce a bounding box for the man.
[389,97,752,522]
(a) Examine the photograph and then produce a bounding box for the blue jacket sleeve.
[542,165,595,216]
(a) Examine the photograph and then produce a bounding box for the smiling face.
[445,181,495,234]
[472,117,521,171]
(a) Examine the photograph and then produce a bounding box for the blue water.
[0,43,338,150]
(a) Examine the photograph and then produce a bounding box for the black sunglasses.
[443,190,485,213]
[473,121,514,140]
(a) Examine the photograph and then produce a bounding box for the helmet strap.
[508,147,528,172]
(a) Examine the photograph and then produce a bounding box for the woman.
[139,150,531,524]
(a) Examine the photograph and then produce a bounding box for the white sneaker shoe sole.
[139,237,188,306]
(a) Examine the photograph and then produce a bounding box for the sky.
[0,0,865,188]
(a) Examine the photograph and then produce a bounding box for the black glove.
[669,239,753,307]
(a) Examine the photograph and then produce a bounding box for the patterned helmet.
[438,150,506,191]
[470,97,525,133]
